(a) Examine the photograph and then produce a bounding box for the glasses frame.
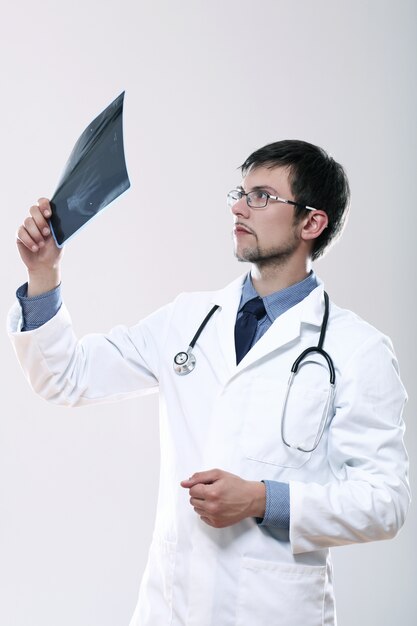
[227,188,318,211]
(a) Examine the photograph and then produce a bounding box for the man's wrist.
[249,480,266,519]
[27,268,61,297]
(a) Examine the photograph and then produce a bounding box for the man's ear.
[300,210,328,242]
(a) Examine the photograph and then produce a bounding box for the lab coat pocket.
[241,377,329,468]
[236,558,326,626]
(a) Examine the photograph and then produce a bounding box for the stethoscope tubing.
[189,305,220,349]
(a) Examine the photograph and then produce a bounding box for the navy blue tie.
[235,297,266,365]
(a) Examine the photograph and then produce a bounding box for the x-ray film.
[49,92,130,247]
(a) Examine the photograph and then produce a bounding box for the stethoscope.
[173,292,335,453]
[173,305,220,375]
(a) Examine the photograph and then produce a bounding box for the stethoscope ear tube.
[281,377,335,453]
[291,346,336,385]
[282,290,336,452]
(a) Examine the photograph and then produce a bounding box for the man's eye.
[252,190,268,200]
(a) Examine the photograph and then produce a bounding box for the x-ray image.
[50,91,130,247]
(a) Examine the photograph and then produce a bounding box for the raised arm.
[16,197,63,297]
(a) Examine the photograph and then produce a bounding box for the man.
[8,140,410,626]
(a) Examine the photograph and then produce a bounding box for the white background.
[1,1,416,624]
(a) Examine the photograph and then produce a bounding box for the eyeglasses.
[227,188,317,211]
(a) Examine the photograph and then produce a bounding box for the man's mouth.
[234,223,254,235]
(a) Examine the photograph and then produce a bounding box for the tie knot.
[241,296,266,321]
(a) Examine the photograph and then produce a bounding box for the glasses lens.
[247,190,268,208]
[227,190,242,207]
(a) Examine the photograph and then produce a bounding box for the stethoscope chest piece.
[173,304,220,376]
[173,348,196,375]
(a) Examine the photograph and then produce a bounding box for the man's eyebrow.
[238,184,279,194]
[253,185,278,194]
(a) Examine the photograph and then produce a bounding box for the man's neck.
[250,261,311,297]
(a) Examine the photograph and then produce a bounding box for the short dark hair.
[240,139,350,260]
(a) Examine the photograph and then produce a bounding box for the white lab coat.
[7,275,410,626]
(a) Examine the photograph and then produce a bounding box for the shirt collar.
[239,271,319,323]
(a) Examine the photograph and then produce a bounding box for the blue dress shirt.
[16,283,62,331]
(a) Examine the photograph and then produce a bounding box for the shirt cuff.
[256,480,290,530]
[16,282,62,331]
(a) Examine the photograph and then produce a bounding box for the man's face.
[231,165,303,266]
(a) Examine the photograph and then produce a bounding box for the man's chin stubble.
[234,244,297,268]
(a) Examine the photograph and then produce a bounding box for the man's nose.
[230,196,250,218]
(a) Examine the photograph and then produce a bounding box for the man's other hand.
[181,468,266,528]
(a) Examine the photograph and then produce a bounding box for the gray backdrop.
[1,1,416,624]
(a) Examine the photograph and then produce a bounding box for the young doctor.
[8,140,410,626]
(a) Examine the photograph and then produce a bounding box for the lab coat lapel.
[234,283,325,373]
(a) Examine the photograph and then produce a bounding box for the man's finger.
[189,485,206,499]
[180,468,222,488]
[192,505,206,515]
[37,197,52,218]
